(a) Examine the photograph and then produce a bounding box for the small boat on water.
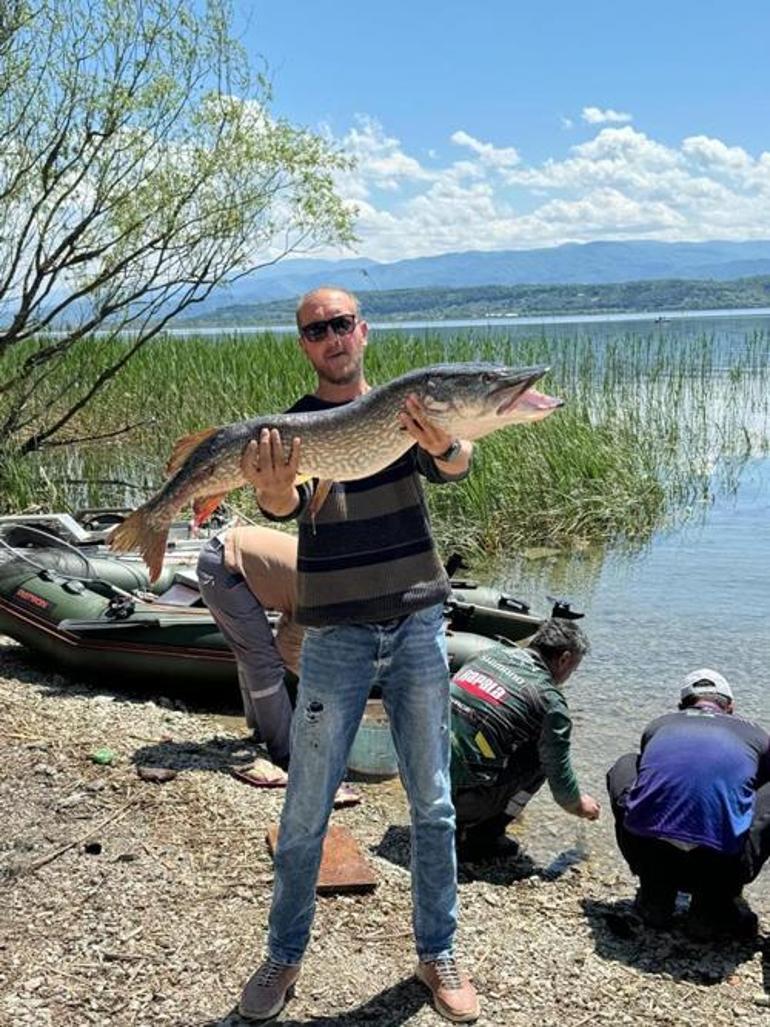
[0,511,549,696]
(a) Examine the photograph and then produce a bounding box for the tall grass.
[2,328,769,558]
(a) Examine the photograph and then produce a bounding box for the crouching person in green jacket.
[450,618,601,862]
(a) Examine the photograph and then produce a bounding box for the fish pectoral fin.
[166,427,218,474]
[308,479,334,521]
[293,473,311,485]
[192,493,228,527]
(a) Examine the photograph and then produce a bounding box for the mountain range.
[187,239,770,319]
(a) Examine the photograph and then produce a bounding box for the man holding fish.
[110,285,562,1022]
[238,287,481,1023]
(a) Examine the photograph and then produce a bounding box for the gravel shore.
[2,636,769,1027]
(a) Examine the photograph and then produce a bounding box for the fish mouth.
[491,366,550,415]
[507,387,565,421]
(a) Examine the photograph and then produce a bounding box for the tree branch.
[36,417,157,448]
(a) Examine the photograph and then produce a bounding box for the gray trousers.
[197,536,293,767]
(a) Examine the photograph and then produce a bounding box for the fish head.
[413,363,563,440]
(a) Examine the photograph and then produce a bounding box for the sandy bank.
[1,637,769,1027]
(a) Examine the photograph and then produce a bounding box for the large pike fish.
[110,362,561,579]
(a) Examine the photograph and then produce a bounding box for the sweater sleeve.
[257,480,312,522]
[538,693,581,809]
[414,445,471,484]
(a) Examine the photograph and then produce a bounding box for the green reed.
[2,328,769,557]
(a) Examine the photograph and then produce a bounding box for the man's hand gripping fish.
[109,362,562,579]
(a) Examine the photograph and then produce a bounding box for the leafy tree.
[0,0,354,457]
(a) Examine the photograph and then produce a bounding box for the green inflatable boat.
[0,513,549,696]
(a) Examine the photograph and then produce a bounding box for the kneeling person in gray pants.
[197,525,303,769]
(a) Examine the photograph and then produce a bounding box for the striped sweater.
[263,393,466,626]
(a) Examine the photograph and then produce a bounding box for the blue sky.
[233,0,770,262]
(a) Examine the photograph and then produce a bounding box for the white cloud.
[506,127,680,191]
[332,116,436,201]
[524,188,686,232]
[450,130,521,168]
[582,106,633,125]
[315,116,770,261]
[560,116,574,130]
[681,135,752,169]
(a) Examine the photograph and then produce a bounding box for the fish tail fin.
[108,509,170,583]
[166,427,218,475]
[192,493,228,527]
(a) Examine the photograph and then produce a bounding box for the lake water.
[368,307,770,372]
[370,306,770,339]
[166,305,770,337]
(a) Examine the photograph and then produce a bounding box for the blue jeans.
[267,603,457,964]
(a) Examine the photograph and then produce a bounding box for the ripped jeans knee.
[303,699,324,724]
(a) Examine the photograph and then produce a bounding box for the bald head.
[296,286,360,329]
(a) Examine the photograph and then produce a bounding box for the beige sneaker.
[238,957,300,1021]
[416,958,479,1023]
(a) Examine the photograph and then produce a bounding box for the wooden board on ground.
[266,823,377,894]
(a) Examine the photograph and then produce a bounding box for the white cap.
[679,668,733,703]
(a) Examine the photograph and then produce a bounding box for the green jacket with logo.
[450,644,581,809]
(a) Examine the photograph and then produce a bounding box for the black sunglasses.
[299,313,357,343]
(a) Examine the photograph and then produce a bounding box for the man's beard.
[317,353,363,385]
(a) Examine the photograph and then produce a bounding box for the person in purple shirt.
[607,669,770,939]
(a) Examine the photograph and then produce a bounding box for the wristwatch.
[435,438,462,463]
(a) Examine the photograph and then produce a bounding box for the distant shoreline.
[164,305,770,335]
[174,273,770,330]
